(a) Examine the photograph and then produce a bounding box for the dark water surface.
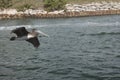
[0,15,120,80]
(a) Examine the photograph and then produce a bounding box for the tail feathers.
[10,37,16,41]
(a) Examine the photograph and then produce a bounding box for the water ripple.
[0,15,120,80]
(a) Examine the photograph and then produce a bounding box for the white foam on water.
[78,21,120,27]
[0,23,71,31]
[0,25,46,31]
[0,21,120,31]
[0,25,31,30]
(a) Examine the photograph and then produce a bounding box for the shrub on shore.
[0,0,120,11]
[43,0,67,12]
[0,0,12,9]
[16,4,33,11]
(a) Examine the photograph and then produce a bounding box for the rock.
[0,1,120,19]
[65,2,120,12]
[0,9,17,15]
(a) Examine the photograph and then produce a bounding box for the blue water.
[0,15,120,80]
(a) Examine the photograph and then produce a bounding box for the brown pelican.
[10,27,49,48]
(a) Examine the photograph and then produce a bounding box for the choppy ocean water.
[0,15,120,80]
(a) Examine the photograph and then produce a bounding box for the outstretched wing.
[11,27,29,37]
[26,37,40,48]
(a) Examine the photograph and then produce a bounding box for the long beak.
[37,30,49,37]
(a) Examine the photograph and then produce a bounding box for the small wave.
[81,73,101,79]
[0,63,41,71]
[78,21,120,27]
[23,66,41,70]
[48,68,73,75]
[116,55,120,58]
[0,74,8,77]
[88,32,120,36]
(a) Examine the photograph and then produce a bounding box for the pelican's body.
[10,27,48,48]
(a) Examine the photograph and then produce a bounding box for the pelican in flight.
[10,27,49,48]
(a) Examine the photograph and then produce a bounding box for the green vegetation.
[43,0,67,11]
[12,0,43,9]
[0,0,12,9]
[0,0,120,11]
[16,4,32,11]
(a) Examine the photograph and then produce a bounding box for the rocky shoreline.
[0,1,120,19]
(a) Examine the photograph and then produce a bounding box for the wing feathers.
[10,27,41,48]
[26,37,40,48]
[11,27,29,37]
